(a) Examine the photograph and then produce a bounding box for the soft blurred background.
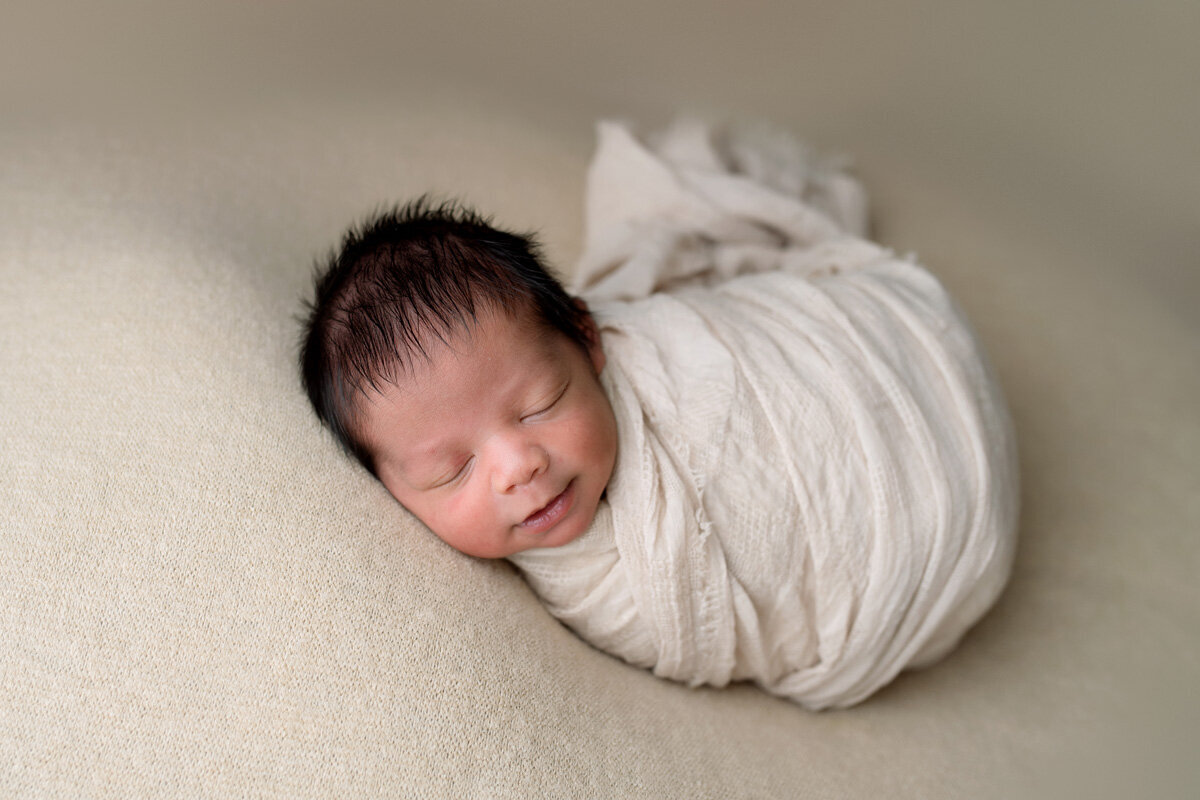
[5,1,1196,288]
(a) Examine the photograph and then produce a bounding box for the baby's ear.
[573,297,606,373]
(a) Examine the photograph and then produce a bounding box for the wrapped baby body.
[508,121,1019,710]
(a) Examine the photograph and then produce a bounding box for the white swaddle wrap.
[509,121,1019,710]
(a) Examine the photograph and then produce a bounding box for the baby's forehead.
[373,305,557,390]
[358,313,571,446]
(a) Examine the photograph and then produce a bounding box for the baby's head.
[300,198,617,558]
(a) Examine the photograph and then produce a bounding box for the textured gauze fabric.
[511,121,1020,709]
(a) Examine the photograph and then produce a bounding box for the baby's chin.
[506,480,602,556]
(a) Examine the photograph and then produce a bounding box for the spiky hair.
[298,196,589,475]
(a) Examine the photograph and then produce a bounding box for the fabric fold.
[511,120,1018,709]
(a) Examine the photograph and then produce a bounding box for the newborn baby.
[300,121,1019,709]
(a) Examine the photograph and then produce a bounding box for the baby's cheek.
[444,489,496,535]
[435,492,468,527]
[581,401,618,467]
[568,403,606,440]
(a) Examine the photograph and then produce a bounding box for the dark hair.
[299,196,591,476]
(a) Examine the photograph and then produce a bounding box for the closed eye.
[430,457,473,489]
[522,382,569,421]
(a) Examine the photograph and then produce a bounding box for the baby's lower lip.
[519,481,575,534]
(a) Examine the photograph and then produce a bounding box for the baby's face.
[358,306,617,558]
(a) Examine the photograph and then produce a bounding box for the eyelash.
[522,383,568,421]
[434,458,472,488]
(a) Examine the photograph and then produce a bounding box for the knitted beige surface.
[2,3,1198,797]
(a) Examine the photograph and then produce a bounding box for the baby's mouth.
[519,481,575,533]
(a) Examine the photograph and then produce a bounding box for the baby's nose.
[493,441,549,494]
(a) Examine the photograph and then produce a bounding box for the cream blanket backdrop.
[511,121,1020,709]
